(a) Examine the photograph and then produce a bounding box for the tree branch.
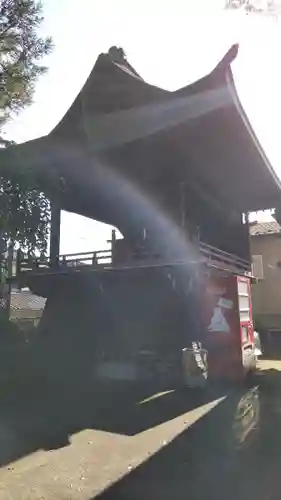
[0,21,18,40]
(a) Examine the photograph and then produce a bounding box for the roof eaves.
[225,70,281,199]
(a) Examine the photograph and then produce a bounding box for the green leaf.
[0,0,53,125]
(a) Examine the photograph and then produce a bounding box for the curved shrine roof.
[1,45,280,231]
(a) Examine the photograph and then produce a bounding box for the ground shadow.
[0,369,225,468]
[91,368,281,500]
[2,351,281,500]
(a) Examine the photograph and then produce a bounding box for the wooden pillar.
[5,243,13,319]
[111,229,116,248]
[180,182,186,230]
[0,231,7,317]
[244,212,251,264]
[50,200,61,267]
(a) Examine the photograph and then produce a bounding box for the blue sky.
[4,0,281,252]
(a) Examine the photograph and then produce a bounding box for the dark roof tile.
[10,291,46,311]
[250,221,281,236]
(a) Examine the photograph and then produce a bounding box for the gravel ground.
[0,360,280,500]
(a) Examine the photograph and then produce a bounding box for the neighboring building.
[5,251,46,327]
[250,221,281,332]
[10,290,46,327]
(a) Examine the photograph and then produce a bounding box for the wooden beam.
[50,200,61,267]
[179,182,186,229]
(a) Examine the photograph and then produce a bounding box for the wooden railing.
[199,242,250,273]
[16,249,112,275]
[14,241,251,277]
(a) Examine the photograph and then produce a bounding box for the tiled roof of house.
[250,220,281,236]
[10,290,46,311]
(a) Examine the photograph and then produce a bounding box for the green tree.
[0,149,50,254]
[0,0,53,125]
[0,1,53,257]
[225,0,281,16]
